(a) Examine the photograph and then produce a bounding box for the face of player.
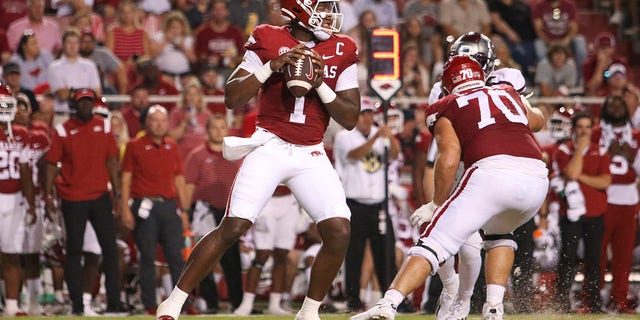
[146,109,169,139]
[572,117,593,141]
[207,118,227,144]
[603,96,628,125]
[14,101,32,126]
[75,98,95,122]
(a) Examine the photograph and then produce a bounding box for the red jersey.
[44,117,119,201]
[28,121,51,193]
[121,135,184,200]
[553,142,610,216]
[0,125,30,193]
[425,84,541,167]
[414,130,433,153]
[194,23,246,62]
[592,125,640,205]
[246,25,359,145]
[531,0,577,40]
[184,143,241,209]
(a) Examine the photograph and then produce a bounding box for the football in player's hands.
[284,47,317,98]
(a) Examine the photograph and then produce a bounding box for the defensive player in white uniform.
[410,32,529,320]
[0,85,36,316]
[156,1,360,319]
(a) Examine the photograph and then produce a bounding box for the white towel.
[222,128,275,161]
[565,181,586,222]
[599,122,634,153]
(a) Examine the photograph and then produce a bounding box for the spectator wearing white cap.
[583,31,629,97]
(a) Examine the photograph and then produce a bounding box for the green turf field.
[14,314,640,320]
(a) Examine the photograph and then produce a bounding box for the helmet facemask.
[0,95,17,123]
[282,0,343,41]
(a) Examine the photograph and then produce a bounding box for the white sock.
[438,258,459,294]
[370,291,382,305]
[83,293,92,307]
[26,279,41,304]
[458,244,481,302]
[5,299,19,312]
[383,289,405,306]
[269,292,282,309]
[55,290,64,303]
[161,273,173,298]
[240,292,256,309]
[166,287,189,307]
[298,296,321,316]
[486,284,506,306]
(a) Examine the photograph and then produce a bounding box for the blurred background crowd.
[0,0,639,317]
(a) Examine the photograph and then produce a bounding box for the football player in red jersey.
[12,93,49,315]
[352,56,548,320]
[156,1,360,320]
[0,85,36,316]
[594,95,640,314]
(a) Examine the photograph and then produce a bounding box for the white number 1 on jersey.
[289,97,307,124]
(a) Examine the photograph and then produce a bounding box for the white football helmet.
[0,84,17,123]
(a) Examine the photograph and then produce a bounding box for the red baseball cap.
[73,88,97,101]
[594,32,616,48]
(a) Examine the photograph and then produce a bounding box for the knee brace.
[482,233,517,251]
[407,239,442,275]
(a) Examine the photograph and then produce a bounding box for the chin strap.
[6,121,13,139]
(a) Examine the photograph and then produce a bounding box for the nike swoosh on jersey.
[322,55,335,60]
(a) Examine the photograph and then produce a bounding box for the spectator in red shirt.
[43,88,125,316]
[552,111,611,313]
[168,79,211,158]
[531,0,587,81]
[121,104,190,315]
[583,32,630,97]
[121,86,150,138]
[194,0,245,77]
[0,1,28,30]
[105,0,150,70]
[199,63,249,129]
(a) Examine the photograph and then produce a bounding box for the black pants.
[556,215,604,313]
[61,192,121,313]
[511,218,536,313]
[344,199,397,309]
[198,206,243,310]
[131,198,185,309]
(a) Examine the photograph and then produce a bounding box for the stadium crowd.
[0,0,639,318]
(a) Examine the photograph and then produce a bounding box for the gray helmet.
[448,32,496,77]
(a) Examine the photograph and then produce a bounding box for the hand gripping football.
[284,48,316,98]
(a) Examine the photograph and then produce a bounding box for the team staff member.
[183,115,243,312]
[552,111,611,313]
[43,88,125,316]
[333,101,400,311]
[121,105,190,315]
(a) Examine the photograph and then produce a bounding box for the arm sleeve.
[335,63,359,91]
[238,50,264,73]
